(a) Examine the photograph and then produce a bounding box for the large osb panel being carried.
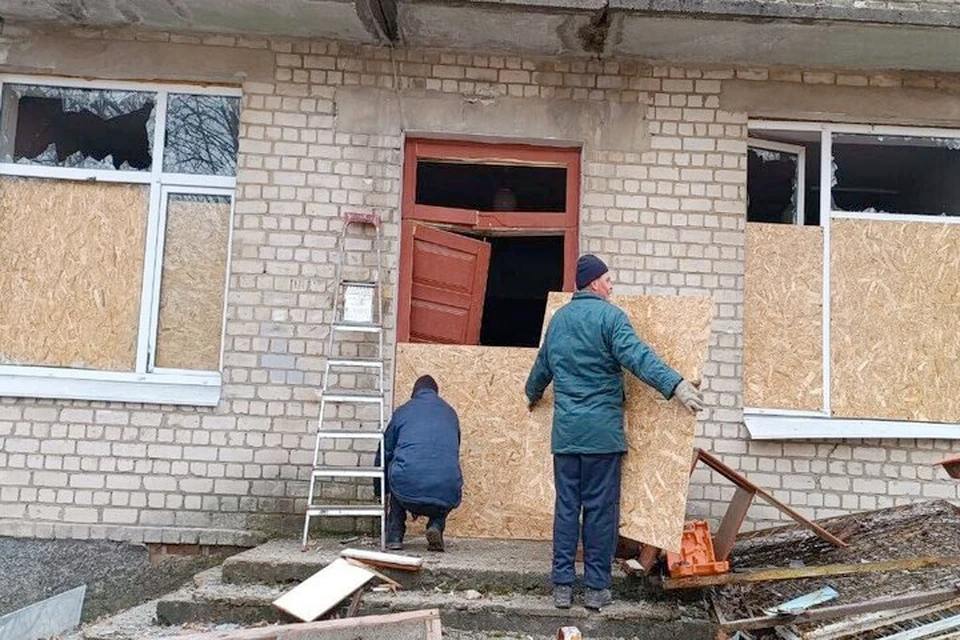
[544,292,713,552]
[393,294,712,551]
[155,194,231,371]
[0,177,147,370]
[743,223,823,411]
[395,344,555,539]
[831,219,960,422]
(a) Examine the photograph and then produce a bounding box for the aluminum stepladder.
[301,211,386,550]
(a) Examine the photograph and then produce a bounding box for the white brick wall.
[1,25,959,544]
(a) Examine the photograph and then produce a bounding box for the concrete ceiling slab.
[397,1,605,55]
[0,0,382,41]
[613,15,960,73]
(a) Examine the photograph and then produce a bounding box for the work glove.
[674,379,704,413]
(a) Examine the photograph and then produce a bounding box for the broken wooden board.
[544,292,714,552]
[272,558,375,622]
[0,177,148,370]
[340,548,423,572]
[743,223,823,411]
[164,609,442,640]
[831,219,960,422]
[395,293,713,552]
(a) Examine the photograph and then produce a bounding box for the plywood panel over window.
[154,194,231,371]
[0,177,147,370]
[831,219,960,423]
[743,223,823,411]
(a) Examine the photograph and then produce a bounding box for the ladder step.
[340,280,377,288]
[333,323,382,333]
[306,504,384,517]
[316,430,384,440]
[321,392,383,403]
[312,466,383,478]
[326,358,383,369]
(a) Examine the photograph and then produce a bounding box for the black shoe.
[386,541,403,551]
[584,587,612,611]
[425,526,444,552]
[553,584,573,609]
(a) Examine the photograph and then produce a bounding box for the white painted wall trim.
[745,413,960,440]
[0,366,222,406]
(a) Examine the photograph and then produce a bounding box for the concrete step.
[221,538,664,601]
[155,566,714,639]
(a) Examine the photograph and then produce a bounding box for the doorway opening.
[398,139,580,347]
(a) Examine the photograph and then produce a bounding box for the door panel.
[398,222,491,344]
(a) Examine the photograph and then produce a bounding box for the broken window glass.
[747,146,800,224]
[416,161,567,212]
[163,94,240,176]
[0,83,156,170]
[832,133,960,216]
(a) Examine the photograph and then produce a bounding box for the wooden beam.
[664,556,960,590]
[719,587,960,632]
[714,486,755,561]
[340,548,423,572]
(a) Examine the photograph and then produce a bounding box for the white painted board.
[272,558,375,622]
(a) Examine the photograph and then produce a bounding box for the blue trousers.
[385,491,449,544]
[552,453,622,590]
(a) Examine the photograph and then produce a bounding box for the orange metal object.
[665,521,730,578]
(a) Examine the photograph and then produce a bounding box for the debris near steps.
[709,500,960,638]
[339,548,423,572]
[273,558,398,622]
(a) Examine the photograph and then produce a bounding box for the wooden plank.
[721,588,960,632]
[665,557,960,590]
[807,598,960,640]
[714,486,755,561]
[339,549,423,572]
[164,609,442,640]
[695,449,847,549]
[877,613,960,640]
[272,558,375,622]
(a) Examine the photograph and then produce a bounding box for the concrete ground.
[0,536,232,621]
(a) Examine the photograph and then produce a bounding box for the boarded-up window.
[0,177,148,370]
[154,194,231,370]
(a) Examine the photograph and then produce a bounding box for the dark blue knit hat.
[576,254,609,290]
[412,375,438,397]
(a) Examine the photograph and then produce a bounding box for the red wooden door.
[397,222,491,344]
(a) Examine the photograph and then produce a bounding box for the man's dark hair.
[412,375,439,397]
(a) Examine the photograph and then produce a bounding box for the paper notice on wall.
[343,285,374,324]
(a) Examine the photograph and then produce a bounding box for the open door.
[398,222,491,344]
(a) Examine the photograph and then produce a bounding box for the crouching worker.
[384,375,463,552]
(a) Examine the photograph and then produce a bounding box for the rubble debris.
[711,501,960,638]
[762,587,839,616]
[556,626,582,640]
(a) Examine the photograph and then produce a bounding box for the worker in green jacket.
[525,254,703,611]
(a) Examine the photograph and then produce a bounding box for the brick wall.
[1,24,959,545]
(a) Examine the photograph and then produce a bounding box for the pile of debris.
[707,500,960,639]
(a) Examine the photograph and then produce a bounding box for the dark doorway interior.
[478,235,564,348]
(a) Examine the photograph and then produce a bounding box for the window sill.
[0,366,222,407]
[745,412,960,440]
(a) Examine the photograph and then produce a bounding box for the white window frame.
[745,119,960,439]
[747,137,806,225]
[0,74,241,406]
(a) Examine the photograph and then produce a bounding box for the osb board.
[155,196,231,370]
[831,219,960,422]
[395,344,555,540]
[0,177,147,370]
[743,223,823,411]
[543,292,713,552]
